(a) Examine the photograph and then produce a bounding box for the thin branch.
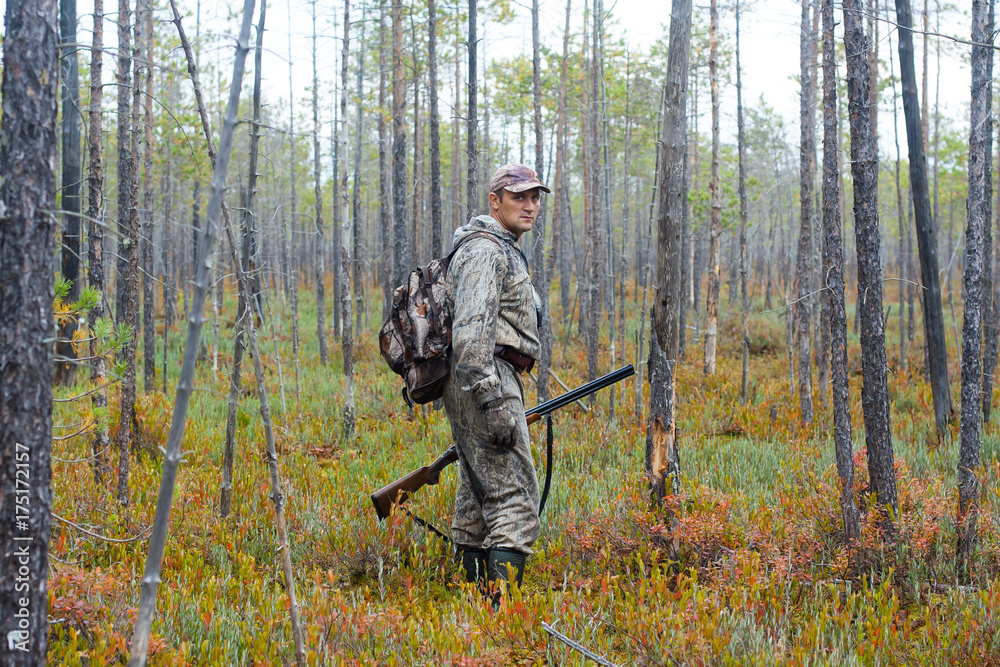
[52,513,154,543]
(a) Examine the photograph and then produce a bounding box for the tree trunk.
[889,24,908,373]
[736,0,749,403]
[550,0,572,326]
[895,0,953,434]
[845,0,898,526]
[428,0,442,258]
[466,0,478,223]
[379,0,392,315]
[311,1,329,365]
[115,0,141,506]
[957,0,993,583]
[340,0,356,440]
[87,0,110,485]
[285,0,301,410]
[585,0,602,384]
[531,0,551,403]
[650,0,691,510]
[141,0,155,393]
[824,0,859,541]
[353,10,366,334]
[0,0,58,661]
[56,0,82,385]
[795,0,815,425]
[704,0,721,376]
[392,0,410,283]
[984,113,1000,423]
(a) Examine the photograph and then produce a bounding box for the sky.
[0,0,978,157]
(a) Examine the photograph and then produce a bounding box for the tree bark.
[428,0,442,258]
[650,0,691,509]
[845,0,898,525]
[285,0,301,410]
[550,0,572,326]
[796,0,815,425]
[0,0,58,661]
[704,0,722,376]
[311,1,329,365]
[736,0,749,403]
[379,0,392,315]
[392,0,410,283]
[141,0,155,393]
[340,0,356,440]
[466,0,478,223]
[56,0,82,385]
[87,0,110,485]
[824,0,859,541]
[957,0,993,583]
[114,0,141,506]
[531,0,551,402]
[895,0,953,434]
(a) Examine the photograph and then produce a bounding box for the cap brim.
[505,181,551,194]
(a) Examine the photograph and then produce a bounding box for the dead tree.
[141,0,156,392]
[115,0,139,506]
[845,0,898,526]
[736,0,750,403]
[0,0,58,661]
[824,0,859,540]
[56,0,82,385]
[704,0,722,376]
[340,0,356,440]
[650,0,692,508]
[392,0,410,283]
[87,0,111,484]
[895,0,953,434]
[532,0,551,402]
[957,0,993,582]
[795,0,815,425]
[428,0,442,258]
[467,0,478,223]
[311,1,329,365]
[132,3,306,665]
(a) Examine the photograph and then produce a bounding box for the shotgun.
[371,364,635,520]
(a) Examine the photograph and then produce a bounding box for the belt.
[494,344,535,374]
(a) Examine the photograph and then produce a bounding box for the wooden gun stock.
[370,364,634,521]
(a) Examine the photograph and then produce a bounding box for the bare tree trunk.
[428,0,442,258]
[889,24,908,372]
[795,0,815,425]
[895,0,953,434]
[650,0,691,511]
[392,0,410,282]
[550,0,572,326]
[379,0,392,314]
[286,0,301,409]
[845,0,898,526]
[114,0,140,506]
[704,0,721,376]
[824,0,859,541]
[957,0,993,583]
[736,0,749,403]
[56,0,82,385]
[531,0,551,403]
[353,10,366,334]
[132,4,306,665]
[466,0,478,223]
[311,1,329,365]
[984,113,1000,423]
[141,0,155,393]
[585,0,602,384]
[0,0,58,661]
[87,0,110,485]
[340,0,356,440]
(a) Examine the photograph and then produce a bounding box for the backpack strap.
[444,231,507,274]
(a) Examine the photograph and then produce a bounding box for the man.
[444,163,549,602]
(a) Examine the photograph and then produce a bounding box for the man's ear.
[489,191,500,211]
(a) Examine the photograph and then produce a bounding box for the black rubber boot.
[486,547,527,609]
[459,547,488,587]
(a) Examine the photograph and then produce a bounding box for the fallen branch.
[542,621,621,667]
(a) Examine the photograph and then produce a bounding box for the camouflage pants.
[444,358,540,554]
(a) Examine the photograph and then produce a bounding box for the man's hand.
[481,398,517,449]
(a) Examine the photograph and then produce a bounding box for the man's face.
[489,187,541,239]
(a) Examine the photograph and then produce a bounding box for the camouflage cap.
[489,163,551,194]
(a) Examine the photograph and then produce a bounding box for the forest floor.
[47,283,1000,665]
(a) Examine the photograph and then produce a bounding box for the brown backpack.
[379,232,504,406]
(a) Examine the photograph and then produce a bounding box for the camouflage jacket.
[447,215,541,406]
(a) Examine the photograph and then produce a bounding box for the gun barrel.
[527,364,635,417]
